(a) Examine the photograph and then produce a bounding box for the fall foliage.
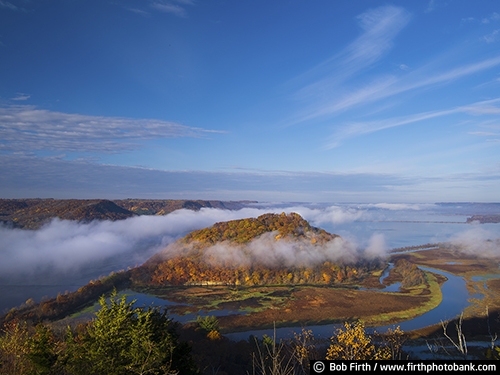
[132,213,384,288]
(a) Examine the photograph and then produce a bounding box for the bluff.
[1,212,384,325]
[0,198,255,229]
[131,212,381,287]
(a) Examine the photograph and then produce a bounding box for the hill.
[131,212,382,287]
[466,214,500,224]
[0,198,255,229]
[114,199,255,216]
[0,212,386,326]
[0,199,136,229]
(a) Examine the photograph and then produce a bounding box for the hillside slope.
[0,198,255,229]
[0,199,136,229]
[132,212,382,287]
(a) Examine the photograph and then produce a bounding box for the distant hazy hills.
[466,214,500,224]
[0,198,256,229]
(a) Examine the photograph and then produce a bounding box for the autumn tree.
[0,321,33,375]
[326,321,390,360]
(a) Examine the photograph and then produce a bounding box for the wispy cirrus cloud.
[127,8,151,17]
[326,98,500,148]
[304,52,500,128]
[483,29,500,43]
[288,5,500,130]
[11,93,30,101]
[460,98,500,115]
[0,153,413,201]
[425,0,436,13]
[0,0,18,11]
[288,5,410,124]
[462,12,500,25]
[290,46,500,138]
[150,0,194,18]
[125,0,195,18]
[481,12,500,24]
[2,153,498,202]
[469,120,500,142]
[0,105,223,153]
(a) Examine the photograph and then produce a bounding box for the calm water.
[87,263,475,342]
[1,202,499,317]
[223,265,472,341]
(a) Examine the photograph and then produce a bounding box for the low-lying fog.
[1,202,499,313]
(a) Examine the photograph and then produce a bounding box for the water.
[223,265,473,342]
[1,202,499,316]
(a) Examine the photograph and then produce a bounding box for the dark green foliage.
[27,324,58,374]
[66,291,199,375]
[196,315,220,333]
[0,292,199,375]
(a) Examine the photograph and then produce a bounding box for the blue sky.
[0,0,499,202]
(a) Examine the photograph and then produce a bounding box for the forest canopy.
[132,213,385,287]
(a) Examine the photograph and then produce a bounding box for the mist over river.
[1,202,499,318]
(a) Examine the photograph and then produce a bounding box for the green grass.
[363,271,442,326]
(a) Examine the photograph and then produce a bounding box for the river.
[222,264,475,341]
[1,202,499,321]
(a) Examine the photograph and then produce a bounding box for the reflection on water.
[378,263,401,292]
[77,290,247,324]
[0,285,82,315]
[471,274,500,282]
[224,266,477,342]
[1,202,499,336]
[101,264,480,343]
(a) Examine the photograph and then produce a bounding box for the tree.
[441,312,467,359]
[28,324,58,375]
[289,328,319,374]
[0,321,33,375]
[66,291,199,375]
[374,326,407,360]
[326,321,390,360]
[251,326,294,375]
[196,315,219,334]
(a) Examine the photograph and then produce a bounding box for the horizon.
[1,1,500,202]
[1,200,500,316]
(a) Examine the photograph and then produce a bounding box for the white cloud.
[364,203,432,211]
[450,226,500,258]
[1,153,498,203]
[482,12,500,24]
[127,8,151,16]
[0,0,18,11]
[151,3,186,17]
[11,93,30,101]
[483,29,500,44]
[289,5,411,124]
[0,105,223,153]
[284,205,366,225]
[289,6,500,129]
[0,203,392,288]
[326,97,500,148]
[150,0,194,17]
[425,0,436,13]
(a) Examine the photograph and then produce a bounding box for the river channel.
[117,262,477,342]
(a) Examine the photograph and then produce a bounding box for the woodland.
[0,198,253,229]
[2,209,500,373]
